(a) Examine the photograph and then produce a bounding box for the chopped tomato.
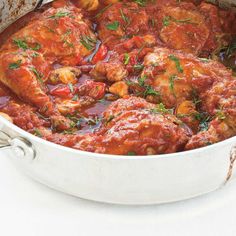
[92,45,108,64]
[84,80,106,100]
[50,85,73,98]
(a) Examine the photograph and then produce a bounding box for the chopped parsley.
[30,67,44,84]
[194,112,211,131]
[105,115,115,124]
[169,74,178,96]
[163,16,170,26]
[134,0,147,6]
[120,9,130,27]
[13,38,41,51]
[137,75,159,97]
[106,21,120,31]
[8,60,22,69]
[13,39,28,50]
[163,16,194,27]
[127,151,136,156]
[151,103,174,114]
[48,11,71,19]
[216,110,226,120]
[72,94,78,101]
[68,83,74,93]
[168,55,183,73]
[80,35,96,51]
[95,3,113,18]
[124,53,130,65]
[134,64,144,71]
[34,129,43,137]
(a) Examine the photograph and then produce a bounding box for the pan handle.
[225,145,236,183]
[0,131,36,161]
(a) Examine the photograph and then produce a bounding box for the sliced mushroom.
[48,67,81,85]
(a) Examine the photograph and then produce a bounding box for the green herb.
[68,83,74,93]
[138,75,146,86]
[151,103,173,114]
[199,58,209,63]
[32,52,39,58]
[216,110,226,120]
[194,112,211,131]
[120,9,130,26]
[124,53,130,65]
[168,55,183,73]
[144,86,159,96]
[106,21,120,31]
[163,16,170,26]
[31,43,41,51]
[134,64,144,71]
[30,67,44,84]
[8,60,22,69]
[13,39,28,50]
[80,35,96,51]
[149,18,156,28]
[63,40,74,48]
[72,94,78,101]
[134,0,147,6]
[48,11,71,19]
[13,38,41,51]
[226,39,236,57]
[138,75,159,97]
[169,74,178,95]
[95,3,113,18]
[34,128,42,137]
[127,151,136,156]
[106,115,115,124]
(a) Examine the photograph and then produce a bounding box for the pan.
[0,0,236,205]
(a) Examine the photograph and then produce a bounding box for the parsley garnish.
[124,53,130,65]
[151,103,174,114]
[169,74,178,96]
[13,38,41,51]
[95,3,113,18]
[127,151,136,156]
[30,67,44,84]
[137,75,159,97]
[80,35,96,51]
[168,55,183,73]
[13,39,28,50]
[134,0,147,6]
[163,16,170,26]
[216,110,226,120]
[163,16,194,27]
[72,94,78,101]
[8,60,22,69]
[68,83,74,93]
[120,9,130,27]
[34,128,42,137]
[134,64,144,71]
[106,21,120,31]
[48,11,71,19]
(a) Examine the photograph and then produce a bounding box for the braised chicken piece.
[96,2,149,50]
[0,0,235,155]
[75,96,191,155]
[2,6,97,65]
[141,47,236,148]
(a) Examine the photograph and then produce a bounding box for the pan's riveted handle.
[0,131,36,161]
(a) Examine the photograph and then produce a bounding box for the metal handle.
[0,130,36,161]
[225,145,236,183]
